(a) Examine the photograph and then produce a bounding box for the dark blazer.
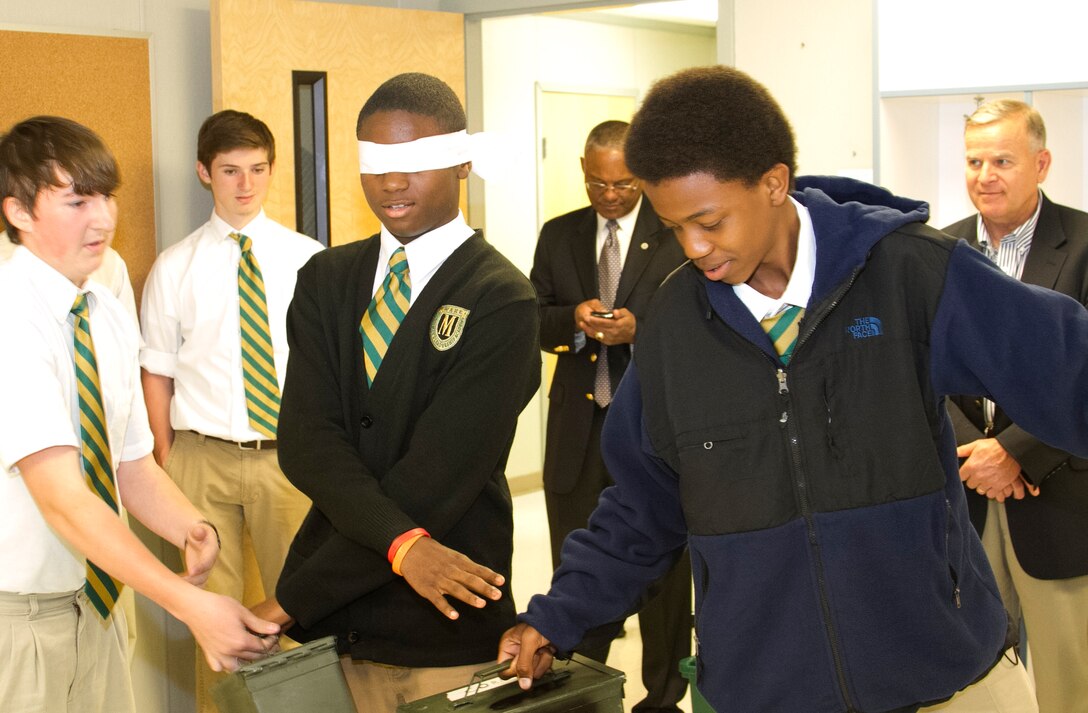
[944,192,1088,579]
[275,232,541,667]
[530,199,686,494]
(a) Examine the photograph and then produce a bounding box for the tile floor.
[511,488,694,713]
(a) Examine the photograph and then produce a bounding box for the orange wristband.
[387,527,429,563]
[391,533,427,576]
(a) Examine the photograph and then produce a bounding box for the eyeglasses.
[585,180,639,195]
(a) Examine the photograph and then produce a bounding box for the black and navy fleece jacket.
[520,176,1088,713]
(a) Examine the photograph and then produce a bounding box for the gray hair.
[966,99,1046,152]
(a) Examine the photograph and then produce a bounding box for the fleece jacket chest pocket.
[676,424,799,534]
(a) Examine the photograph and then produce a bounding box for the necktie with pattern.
[594,219,621,406]
[232,232,281,438]
[360,247,411,387]
[71,293,124,619]
[761,304,805,365]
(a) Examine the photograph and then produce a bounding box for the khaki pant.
[0,590,134,713]
[918,649,1037,713]
[167,430,311,713]
[979,499,1088,713]
[340,657,491,712]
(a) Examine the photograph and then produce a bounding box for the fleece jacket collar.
[701,176,930,361]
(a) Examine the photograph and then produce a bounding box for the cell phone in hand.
[590,310,614,319]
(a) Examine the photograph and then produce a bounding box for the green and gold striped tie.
[761,304,805,365]
[233,232,281,438]
[359,247,411,386]
[70,293,124,619]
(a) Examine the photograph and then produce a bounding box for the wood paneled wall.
[211,0,466,245]
[0,29,156,299]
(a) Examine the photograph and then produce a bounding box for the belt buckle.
[238,440,259,451]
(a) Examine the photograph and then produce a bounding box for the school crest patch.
[430,305,470,351]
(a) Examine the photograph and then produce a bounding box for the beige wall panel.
[212,0,465,245]
[0,30,157,300]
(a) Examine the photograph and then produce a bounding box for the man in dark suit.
[944,99,1088,713]
[530,120,690,713]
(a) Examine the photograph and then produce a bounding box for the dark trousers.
[544,406,693,713]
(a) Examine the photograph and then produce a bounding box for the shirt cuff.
[139,348,178,377]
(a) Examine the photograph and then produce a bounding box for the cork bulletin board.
[0,29,157,300]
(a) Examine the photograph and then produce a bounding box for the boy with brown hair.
[0,115,277,713]
[140,109,321,710]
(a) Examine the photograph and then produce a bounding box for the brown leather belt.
[195,432,277,450]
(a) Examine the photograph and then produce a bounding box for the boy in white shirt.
[0,115,277,713]
[139,110,322,711]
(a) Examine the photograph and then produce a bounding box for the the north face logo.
[846,316,883,339]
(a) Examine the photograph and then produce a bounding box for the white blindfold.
[358,130,502,180]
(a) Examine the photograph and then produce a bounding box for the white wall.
[732,0,874,178]
[879,0,1088,93]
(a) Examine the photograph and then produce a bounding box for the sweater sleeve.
[519,363,689,651]
[931,241,1088,464]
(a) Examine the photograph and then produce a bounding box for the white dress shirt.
[976,189,1041,282]
[975,190,1043,427]
[0,246,152,593]
[140,210,323,441]
[734,197,816,320]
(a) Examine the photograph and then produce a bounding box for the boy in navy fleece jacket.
[500,66,1088,713]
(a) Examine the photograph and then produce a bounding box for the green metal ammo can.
[397,654,625,713]
[211,636,355,713]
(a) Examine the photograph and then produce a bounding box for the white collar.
[596,194,644,238]
[209,209,269,241]
[377,211,474,283]
[733,196,816,320]
[10,244,105,325]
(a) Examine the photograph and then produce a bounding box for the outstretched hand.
[178,590,280,672]
[498,623,556,690]
[399,536,504,619]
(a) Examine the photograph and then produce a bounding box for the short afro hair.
[626,66,797,187]
[356,73,466,136]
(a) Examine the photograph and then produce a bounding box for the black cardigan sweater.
[276,231,540,667]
